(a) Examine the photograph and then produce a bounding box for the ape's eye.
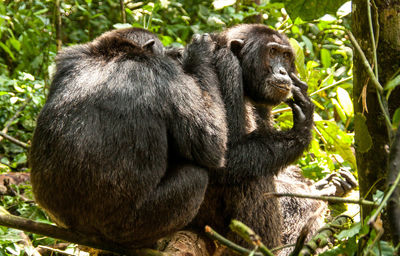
[283,52,291,59]
[269,47,277,57]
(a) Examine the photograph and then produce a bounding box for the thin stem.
[368,166,400,225]
[345,30,383,94]
[120,0,126,23]
[367,0,378,80]
[310,76,353,96]
[0,131,29,149]
[267,192,377,206]
[230,220,274,256]
[346,30,393,139]
[204,226,263,256]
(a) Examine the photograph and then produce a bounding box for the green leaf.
[10,97,19,104]
[320,48,331,68]
[332,98,346,122]
[392,108,400,129]
[354,113,372,153]
[384,74,400,91]
[34,8,49,16]
[311,98,325,110]
[289,38,306,79]
[374,241,395,256]
[315,120,356,168]
[301,35,314,58]
[336,222,361,240]
[284,0,349,20]
[0,42,15,61]
[8,37,21,51]
[337,87,353,117]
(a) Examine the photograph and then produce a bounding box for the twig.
[368,155,400,226]
[3,179,33,203]
[229,220,274,256]
[271,243,295,252]
[0,131,29,149]
[367,0,378,81]
[36,243,70,255]
[55,0,62,51]
[120,0,126,23]
[204,226,263,256]
[345,30,383,94]
[0,212,167,256]
[0,99,31,143]
[310,76,353,96]
[345,30,393,139]
[37,245,75,256]
[271,107,291,115]
[266,192,377,206]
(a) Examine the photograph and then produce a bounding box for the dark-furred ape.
[192,24,314,249]
[30,28,227,248]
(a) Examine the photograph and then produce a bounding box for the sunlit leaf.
[384,74,400,91]
[301,35,314,58]
[113,23,133,29]
[337,87,353,117]
[10,97,19,104]
[311,98,325,110]
[320,48,331,68]
[213,0,236,10]
[332,98,346,122]
[337,222,361,240]
[315,120,356,168]
[289,38,306,79]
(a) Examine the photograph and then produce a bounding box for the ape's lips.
[272,83,291,92]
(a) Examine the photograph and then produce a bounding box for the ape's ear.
[142,39,156,52]
[228,39,244,56]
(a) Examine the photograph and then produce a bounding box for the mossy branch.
[205,226,263,256]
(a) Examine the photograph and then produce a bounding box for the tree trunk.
[352,0,400,228]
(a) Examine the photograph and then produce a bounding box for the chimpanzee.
[29,28,228,247]
[191,24,315,249]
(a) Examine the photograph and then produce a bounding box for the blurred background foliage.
[0,0,385,255]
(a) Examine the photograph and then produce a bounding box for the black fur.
[192,24,314,249]
[30,28,227,247]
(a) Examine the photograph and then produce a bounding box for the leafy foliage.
[284,0,349,21]
[0,0,395,255]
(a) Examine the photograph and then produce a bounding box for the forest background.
[0,0,399,255]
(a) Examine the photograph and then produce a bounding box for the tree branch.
[55,0,62,51]
[0,131,29,149]
[266,192,377,206]
[205,226,262,256]
[120,0,126,23]
[0,212,167,256]
[229,220,274,256]
[0,99,31,143]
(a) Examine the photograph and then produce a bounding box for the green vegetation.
[0,0,399,255]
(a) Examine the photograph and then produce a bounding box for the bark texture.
[352,0,400,232]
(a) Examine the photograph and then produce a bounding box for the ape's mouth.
[272,83,291,92]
